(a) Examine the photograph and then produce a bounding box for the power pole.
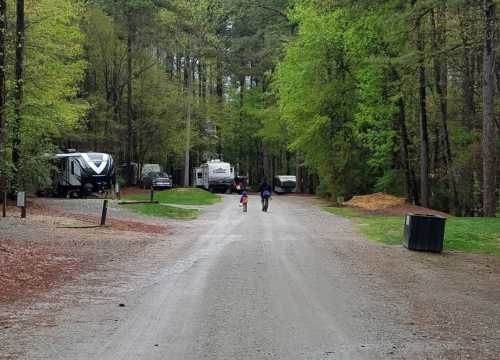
[184,56,192,187]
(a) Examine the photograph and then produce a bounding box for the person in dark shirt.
[259,179,272,212]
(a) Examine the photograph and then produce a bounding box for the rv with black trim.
[53,152,116,196]
[274,175,297,194]
[193,159,234,193]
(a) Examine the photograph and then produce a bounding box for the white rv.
[194,160,234,192]
[53,152,115,196]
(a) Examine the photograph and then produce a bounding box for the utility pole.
[184,56,192,187]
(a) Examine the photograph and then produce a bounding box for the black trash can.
[403,213,446,253]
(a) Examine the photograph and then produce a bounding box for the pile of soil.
[344,192,450,217]
[344,192,407,210]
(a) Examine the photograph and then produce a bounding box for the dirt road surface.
[1,195,499,359]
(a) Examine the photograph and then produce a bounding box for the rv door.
[69,158,82,186]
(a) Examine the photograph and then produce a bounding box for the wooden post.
[16,191,26,218]
[150,187,154,202]
[101,199,108,226]
[2,191,6,217]
[115,182,121,200]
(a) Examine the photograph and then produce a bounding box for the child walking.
[240,191,249,213]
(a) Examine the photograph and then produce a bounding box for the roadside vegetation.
[125,188,221,206]
[326,207,500,257]
[124,203,199,220]
[120,188,220,220]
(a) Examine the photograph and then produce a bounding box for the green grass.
[125,188,221,206]
[123,203,199,220]
[325,207,500,256]
[120,188,219,220]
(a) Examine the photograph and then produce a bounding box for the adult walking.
[259,179,272,212]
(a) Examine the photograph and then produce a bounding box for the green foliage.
[4,0,87,190]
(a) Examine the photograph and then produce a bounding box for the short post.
[17,191,26,219]
[101,199,108,226]
[2,191,6,218]
[0,176,8,218]
[115,182,121,200]
[150,187,154,202]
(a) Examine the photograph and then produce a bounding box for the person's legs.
[243,203,247,212]
[263,198,269,212]
[261,197,265,211]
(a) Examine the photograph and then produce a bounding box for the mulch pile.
[344,192,450,217]
[344,192,406,210]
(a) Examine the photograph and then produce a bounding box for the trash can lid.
[407,213,446,219]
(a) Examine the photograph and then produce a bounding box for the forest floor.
[1,195,499,359]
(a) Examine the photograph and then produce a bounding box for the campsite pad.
[344,192,449,217]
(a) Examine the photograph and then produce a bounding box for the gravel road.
[2,195,499,359]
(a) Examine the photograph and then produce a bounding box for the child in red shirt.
[240,191,249,213]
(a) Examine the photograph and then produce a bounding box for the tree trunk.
[397,98,419,204]
[482,0,497,217]
[0,0,6,169]
[215,60,223,158]
[12,0,24,190]
[431,7,459,214]
[126,13,134,184]
[416,11,431,208]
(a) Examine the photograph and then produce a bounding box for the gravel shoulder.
[1,195,499,360]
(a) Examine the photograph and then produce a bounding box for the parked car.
[152,173,173,190]
[145,172,173,190]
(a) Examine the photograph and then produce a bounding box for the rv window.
[197,172,202,179]
[71,161,75,175]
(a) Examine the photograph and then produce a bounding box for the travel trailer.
[53,151,115,196]
[274,175,297,194]
[194,160,234,193]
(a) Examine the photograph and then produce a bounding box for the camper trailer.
[274,175,297,194]
[192,167,204,188]
[53,152,115,196]
[194,160,234,193]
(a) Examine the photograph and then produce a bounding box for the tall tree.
[11,0,24,189]
[0,0,5,169]
[415,3,430,208]
[482,0,496,217]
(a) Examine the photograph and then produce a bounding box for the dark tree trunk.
[416,11,431,208]
[126,13,134,185]
[482,0,497,217]
[12,0,24,190]
[397,98,419,204]
[431,6,459,214]
[0,0,6,168]
[215,60,223,158]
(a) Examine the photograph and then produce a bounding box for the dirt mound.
[344,192,407,210]
[343,192,450,217]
